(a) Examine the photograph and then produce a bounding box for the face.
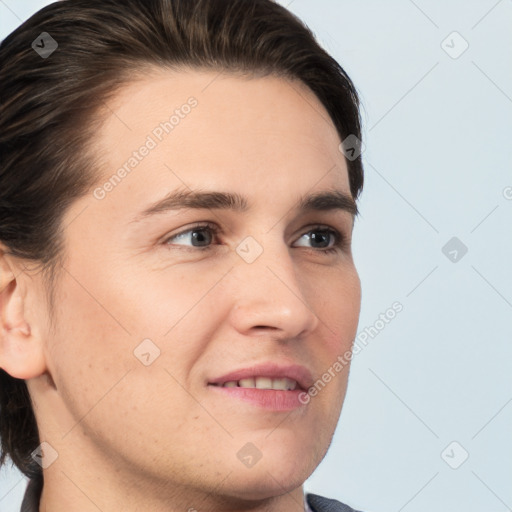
[26,69,361,509]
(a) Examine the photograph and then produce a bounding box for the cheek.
[315,267,361,347]
[46,264,205,422]
[46,271,138,426]
[340,272,362,340]
[106,256,225,338]
[308,268,361,408]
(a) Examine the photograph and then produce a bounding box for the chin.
[221,450,312,500]
[224,469,306,502]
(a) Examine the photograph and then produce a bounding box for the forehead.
[89,68,351,216]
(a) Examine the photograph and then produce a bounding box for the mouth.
[207,362,313,392]
[208,376,303,391]
[206,363,313,411]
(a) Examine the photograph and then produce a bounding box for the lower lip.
[207,384,308,411]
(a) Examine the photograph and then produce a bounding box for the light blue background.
[1,1,511,511]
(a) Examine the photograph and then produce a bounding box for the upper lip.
[207,362,314,391]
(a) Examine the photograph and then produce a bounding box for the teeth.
[239,378,256,388]
[221,377,297,391]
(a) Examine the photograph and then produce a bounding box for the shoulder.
[306,492,367,512]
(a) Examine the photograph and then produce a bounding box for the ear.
[0,245,47,379]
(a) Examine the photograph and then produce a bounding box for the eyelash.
[162,222,348,255]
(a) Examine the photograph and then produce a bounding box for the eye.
[163,222,220,250]
[294,225,347,254]
[162,222,348,254]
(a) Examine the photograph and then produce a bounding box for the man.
[0,1,366,510]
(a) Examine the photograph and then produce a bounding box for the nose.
[226,236,320,340]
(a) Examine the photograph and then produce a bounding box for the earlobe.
[0,249,47,380]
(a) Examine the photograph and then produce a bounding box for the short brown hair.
[0,0,364,479]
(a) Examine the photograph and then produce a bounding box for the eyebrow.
[130,187,359,224]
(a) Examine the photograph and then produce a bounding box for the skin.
[0,68,361,512]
